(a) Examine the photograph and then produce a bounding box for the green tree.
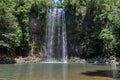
[14,0,33,56]
[99,0,120,57]
[0,0,21,55]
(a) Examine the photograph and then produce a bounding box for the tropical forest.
[0,0,120,80]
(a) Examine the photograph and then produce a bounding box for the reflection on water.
[62,63,67,80]
[111,65,120,80]
[0,63,120,80]
[47,64,53,80]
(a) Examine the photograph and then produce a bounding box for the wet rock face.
[29,17,41,34]
[67,44,82,58]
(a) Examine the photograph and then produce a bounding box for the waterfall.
[45,8,67,62]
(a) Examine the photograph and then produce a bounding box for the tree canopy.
[0,0,120,58]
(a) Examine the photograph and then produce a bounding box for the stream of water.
[45,8,67,62]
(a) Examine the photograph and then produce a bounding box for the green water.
[0,63,120,80]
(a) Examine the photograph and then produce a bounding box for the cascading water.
[45,8,67,62]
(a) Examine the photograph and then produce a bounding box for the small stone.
[80,59,86,63]
[94,61,99,64]
[105,61,109,64]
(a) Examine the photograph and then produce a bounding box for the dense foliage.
[0,0,53,56]
[64,0,120,58]
[0,0,120,58]
[0,0,39,56]
[0,0,22,55]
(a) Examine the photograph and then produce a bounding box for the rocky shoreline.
[69,56,120,65]
[0,54,44,64]
[0,55,120,65]
[0,55,16,64]
[14,56,43,64]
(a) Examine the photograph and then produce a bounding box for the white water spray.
[45,8,67,62]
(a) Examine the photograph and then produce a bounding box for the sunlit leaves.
[64,0,87,16]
